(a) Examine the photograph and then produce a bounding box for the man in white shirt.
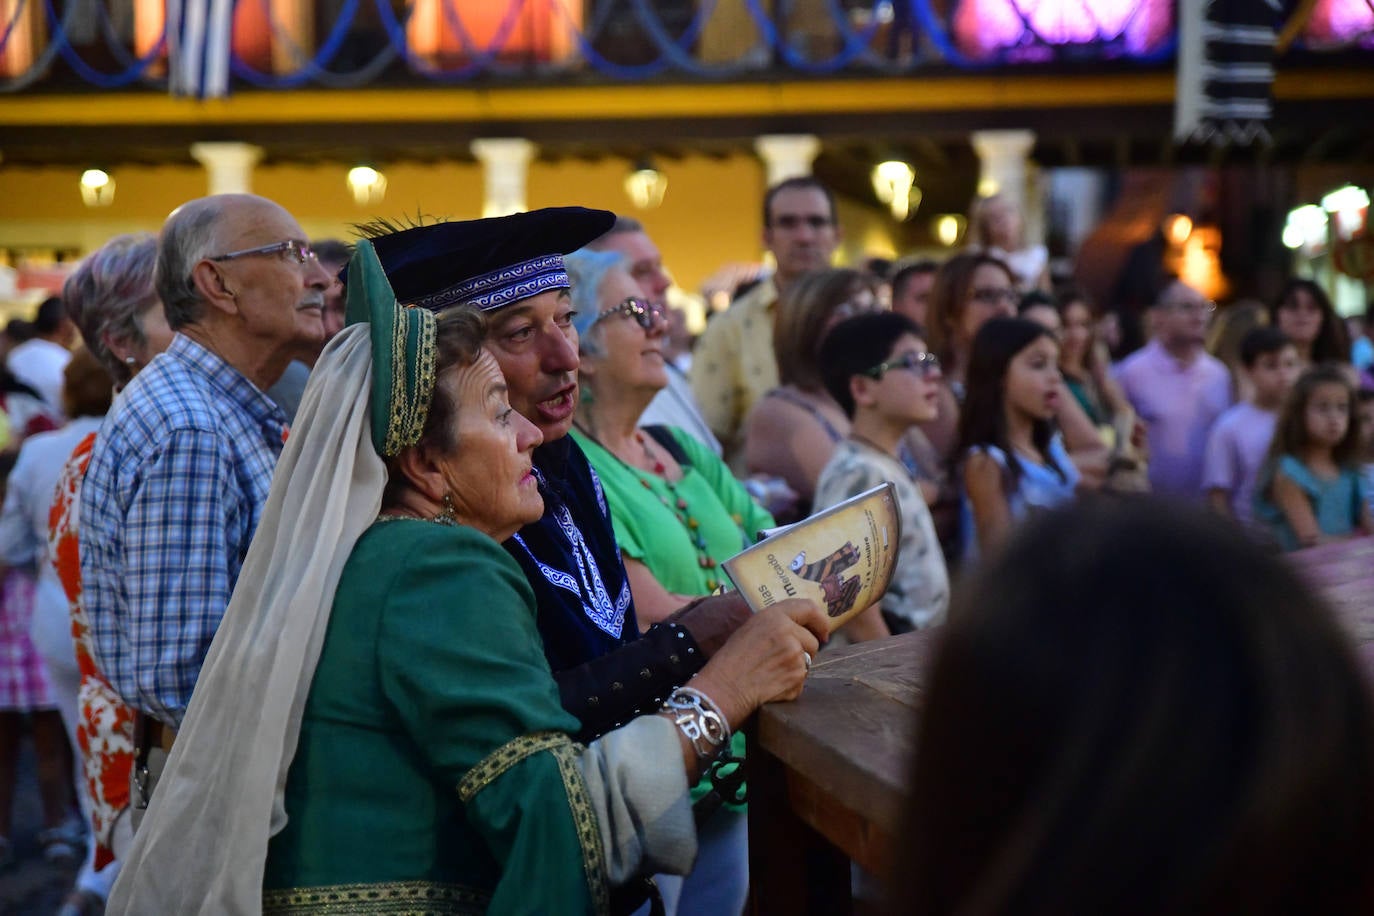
[8,296,75,413]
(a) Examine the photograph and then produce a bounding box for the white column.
[471,138,536,218]
[189,142,264,195]
[971,129,1037,211]
[1047,167,1107,257]
[753,134,821,188]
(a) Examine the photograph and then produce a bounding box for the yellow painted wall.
[530,153,768,294]
[0,152,901,294]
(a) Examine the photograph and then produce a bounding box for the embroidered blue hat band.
[411,253,570,312]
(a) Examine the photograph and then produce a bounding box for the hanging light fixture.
[933,214,966,247]
[871,159,919,221]
[80,169,115,207]
[347,165,387,206]
[624,159,667,209]
[1164,213,1193,246]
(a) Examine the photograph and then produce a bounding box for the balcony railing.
[0,0,1369,95]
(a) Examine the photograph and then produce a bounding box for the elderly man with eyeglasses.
[81,194,332,811]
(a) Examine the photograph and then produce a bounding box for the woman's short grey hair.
[62,233,160,386]
[564,247,627,357]
[156,200,224,330]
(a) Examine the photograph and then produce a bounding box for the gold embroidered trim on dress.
[549,741,611,916]
[263,880,488,915]
[454,731,609,915]
[457,730,569,803]
[409,307,437,446]
[383,305,437,457]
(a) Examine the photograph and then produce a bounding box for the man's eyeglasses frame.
[209,240,318,265]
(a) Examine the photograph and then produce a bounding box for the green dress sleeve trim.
[549,740,612,916]
[457,730,572,803]
[454,727,610,916]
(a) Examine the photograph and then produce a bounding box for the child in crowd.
[1017,289,1061,335]
[813,312,950,645]
[1357,389,1374,517]
[0,452,80,871]
[1255,365,1372,551]
[959,317,1079,558]
[1203,327,1300,526]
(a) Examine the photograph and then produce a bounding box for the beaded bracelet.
[661,686,731,760]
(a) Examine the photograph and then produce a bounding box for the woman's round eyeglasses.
[595,297,665,330]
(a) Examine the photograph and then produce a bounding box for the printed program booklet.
[722,482,900,633]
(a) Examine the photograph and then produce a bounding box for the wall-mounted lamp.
[871,159,918,221]
[347,165,387,206]
[80,169,115,207]
[1321,184,1370,238]
[624,160,667,209]
[1164,213,1193,246]
[933,214,966,247]
[1282,204,1328,251]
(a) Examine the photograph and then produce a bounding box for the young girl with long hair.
[1255,365,1372,551]
[959,317,1079,557]
[1270,279,1350,369]
[1058,289,1132,426]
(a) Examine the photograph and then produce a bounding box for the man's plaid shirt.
[81,334,288,726]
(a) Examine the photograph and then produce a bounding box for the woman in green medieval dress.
[105,240,824,915]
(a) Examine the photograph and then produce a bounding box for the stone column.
[754,134,821,188]
[1046,167,1108,258]
[190,142,264,195]
[971,129,1039,242]
[471,138,536,218]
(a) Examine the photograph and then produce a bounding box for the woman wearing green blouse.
[566,249,774,621]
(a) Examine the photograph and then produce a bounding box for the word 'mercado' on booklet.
[722,483,901,634]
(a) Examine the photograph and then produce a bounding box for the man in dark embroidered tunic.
[368,210,764,743]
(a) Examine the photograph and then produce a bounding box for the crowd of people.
[0,177,1370,915]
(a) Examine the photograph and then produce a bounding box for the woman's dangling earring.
[433,492,459,526]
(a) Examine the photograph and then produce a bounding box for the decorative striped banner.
[168,0,233,98]
[1175,0,1278,144]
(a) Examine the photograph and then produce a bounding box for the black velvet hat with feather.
[352,207,615,313]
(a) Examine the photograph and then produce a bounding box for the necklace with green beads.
[632,430,728,590]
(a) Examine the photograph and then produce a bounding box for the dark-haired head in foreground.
[896,497,1374,916]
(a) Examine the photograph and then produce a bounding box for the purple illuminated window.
[952,0,1174,60]
[1304,0,1374,47]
